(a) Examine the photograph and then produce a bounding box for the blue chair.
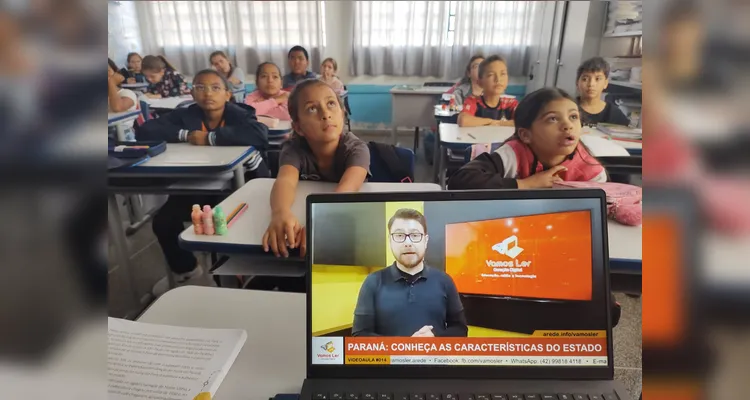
[368,142,415,183]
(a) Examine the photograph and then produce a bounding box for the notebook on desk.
[300,189,630,400]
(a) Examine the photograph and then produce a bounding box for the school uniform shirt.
[461,95,519,121]
[282,71,317,90]
[320,76,345,93]
[244,90,291,121]
[578,98,630,126]
[108,88,140,127]
[146,70,190,98]
[136,102,268,170]
[278,131,370,182]
[352,263,468,337]
[452,82,479,106]
[449,139,607,189]
[225,67,246,92]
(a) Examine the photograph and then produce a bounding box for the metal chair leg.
[413,127,420,154]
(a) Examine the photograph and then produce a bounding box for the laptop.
[302,189,631,400]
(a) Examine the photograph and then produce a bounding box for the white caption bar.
[389,356,608,366]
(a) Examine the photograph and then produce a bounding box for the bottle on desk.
[213,206,228,235]
[202,205,215,235]
[192,204,204,235]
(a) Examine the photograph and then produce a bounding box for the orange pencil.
[226,204,248,228]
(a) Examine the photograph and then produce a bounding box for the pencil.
[226,204,248,228]
[468,133,476,139]
[226,202,247,222]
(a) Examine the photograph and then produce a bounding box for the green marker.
[213,206,228,235]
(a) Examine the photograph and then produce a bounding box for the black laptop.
[301,189,631,400]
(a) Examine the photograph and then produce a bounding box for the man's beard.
[397,252,424,269]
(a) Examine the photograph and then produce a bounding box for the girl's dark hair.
[192,69,230,91]
[141,55,166,72]
[459,54,484,85]
[107,58,118,73]
[209,50,235,78]
[506,87,601,168]
[126,52,141,63]
[157,55,177,71]
[288,79,343,123]
[255,62,282,84]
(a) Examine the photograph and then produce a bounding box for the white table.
[122,82,149,92]
[107,110,142,141]
[109,144,257,301]
[390,85,448,149]
[585,127,642,154]
[607,222,642,269]
[137,286,305,400]
[145,95,195,110]
[179,178,441,254]
[268,120,293,136]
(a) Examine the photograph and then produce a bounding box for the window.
[355,1,538,48]
[148,1,325,50]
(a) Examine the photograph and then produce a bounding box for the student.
[209,50,245,92]
[451,54,484,106]
[244,62,291,120]
[137,69,269,294]
[282,45,317,89]
[157,55,178,72]
[449,87,606,190]
[108,58,139,139]
[319,57,344,93]
[262,79,369,259]
[141,55,190,99]
[119,52,146,84]
[458,55,518,127]
[576,57,630,126]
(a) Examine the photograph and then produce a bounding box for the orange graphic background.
[445,211,593,301]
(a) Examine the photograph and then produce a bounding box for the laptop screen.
[309,197,610,368]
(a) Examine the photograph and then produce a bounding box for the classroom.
[108,1,643,399]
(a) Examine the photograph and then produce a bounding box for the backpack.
[367,142,414,183]
[553,181,642,226]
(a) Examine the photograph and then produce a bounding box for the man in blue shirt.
[352,208,468,337]
[282,45,317,90]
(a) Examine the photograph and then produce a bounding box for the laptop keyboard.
[312,393,620,400]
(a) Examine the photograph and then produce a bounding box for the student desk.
[122,82,149,92]
[178,178,440,277]
[585,127,642,156]
[267,120,293,136]
[108,144,257,306]
[138,286,305,399]
[145,95,195,111]
[390,85,448,148]
[108,110,142,141]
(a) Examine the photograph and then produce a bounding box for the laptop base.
[301,378,631,400]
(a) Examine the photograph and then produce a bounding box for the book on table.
[597,123,642,140]
[108,317,247,400]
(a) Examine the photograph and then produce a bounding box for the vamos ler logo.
[312,337,344,365]
[488,235,532,268]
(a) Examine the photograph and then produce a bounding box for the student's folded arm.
[135,111,185,143]
[457,112,493,127]
[247,98,280,116]
[448,153,519,189]
[352,275,380,337]
[211,119,269,149]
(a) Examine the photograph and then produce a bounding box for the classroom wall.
[108,1,142,67]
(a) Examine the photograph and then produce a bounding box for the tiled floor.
[108,131,641,398]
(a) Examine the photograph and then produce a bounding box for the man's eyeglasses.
[390,233,424,243]
[193,84,226,93]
